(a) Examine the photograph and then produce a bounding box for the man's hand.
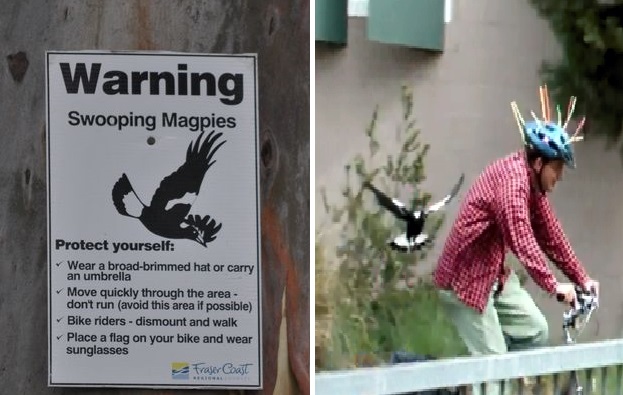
[583,279,600,297]
[555,282,577,304]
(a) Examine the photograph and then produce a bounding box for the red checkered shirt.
[433,150,589,313]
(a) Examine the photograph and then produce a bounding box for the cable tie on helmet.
[510,101,526,144]
[510,85,586,150]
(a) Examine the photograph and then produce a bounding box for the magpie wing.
[425,173,465,213]
[363,181,409,219]
[149,131,226,212]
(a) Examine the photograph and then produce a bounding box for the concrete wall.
[316,0,623,343]
[1,1,309,394]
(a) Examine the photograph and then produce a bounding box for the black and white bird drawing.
[112,130,225,247]
[363,173,465,253]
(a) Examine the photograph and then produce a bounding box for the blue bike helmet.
[523,120,576,168]
[510,85,585,169]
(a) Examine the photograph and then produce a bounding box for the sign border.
[45,50,263,389]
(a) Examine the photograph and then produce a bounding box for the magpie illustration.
[112,130,225,247]
[363,173,465,253]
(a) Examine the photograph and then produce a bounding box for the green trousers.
[438,271,549,395]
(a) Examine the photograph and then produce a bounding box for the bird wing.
[424,173,465,214]
[149,131,226,212]
[363,181,409,219]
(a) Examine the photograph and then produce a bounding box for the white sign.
[46,51,262,389]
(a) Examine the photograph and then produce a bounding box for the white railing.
[315,339,623,394]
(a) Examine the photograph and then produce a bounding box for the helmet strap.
[533,168,547,195]
[526,152,547,195]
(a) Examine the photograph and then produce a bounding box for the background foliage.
[315,86,467,372]
[529,0,623,155]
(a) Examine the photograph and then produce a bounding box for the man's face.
[532,157,565,193]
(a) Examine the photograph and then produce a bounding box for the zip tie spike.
[511,101,526,125]
[563,96,577,130]
[539,87,547,121]
[543,85,551,122]
[572,116,586,138]
[511,101,526,144]
[530,111,542,127]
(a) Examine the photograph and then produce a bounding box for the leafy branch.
[315,86,466,371]
[529,0,623,153]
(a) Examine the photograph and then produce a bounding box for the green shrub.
[315,86,467,371]
[528,1,623,157]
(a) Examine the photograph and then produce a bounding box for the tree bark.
[0,1,309,394]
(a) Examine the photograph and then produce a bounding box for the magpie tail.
[112,173,144,218]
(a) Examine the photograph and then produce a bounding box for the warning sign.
[46,51,262,389]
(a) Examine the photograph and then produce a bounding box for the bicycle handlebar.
[557,285,599,344]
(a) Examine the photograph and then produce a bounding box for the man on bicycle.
[432,86,599,394]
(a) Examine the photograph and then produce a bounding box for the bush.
[315,86,467,372]
[529,1,623,156]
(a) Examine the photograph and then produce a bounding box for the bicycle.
[557,285,599,395]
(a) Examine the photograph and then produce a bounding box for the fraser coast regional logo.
[171,362,189,380]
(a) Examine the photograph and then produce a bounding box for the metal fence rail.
[315,339,623,394]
